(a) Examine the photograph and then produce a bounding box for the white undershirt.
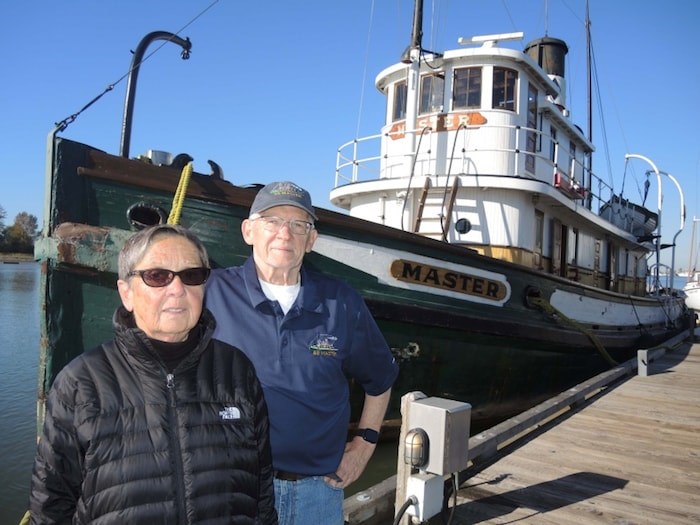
[259,279,300,314]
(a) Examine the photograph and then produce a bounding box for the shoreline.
[0,253,35,263]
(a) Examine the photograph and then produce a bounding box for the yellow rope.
[528,295,619,367]
[167,161,193,225]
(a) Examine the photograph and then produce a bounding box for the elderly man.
[206,181,398,525]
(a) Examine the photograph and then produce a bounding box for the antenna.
[458,32,524,47]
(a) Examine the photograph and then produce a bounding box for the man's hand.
[326,389,392,488]
[325,436,376,488]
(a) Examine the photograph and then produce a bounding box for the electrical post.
[394,392,471,524]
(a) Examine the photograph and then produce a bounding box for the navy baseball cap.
[250,181,317,220]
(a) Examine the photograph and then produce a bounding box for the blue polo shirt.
[205,257,398,475]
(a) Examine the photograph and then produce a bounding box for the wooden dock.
[442,334,700,524]
[345,328,700,524]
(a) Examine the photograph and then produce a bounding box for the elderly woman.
[29,224,277,525]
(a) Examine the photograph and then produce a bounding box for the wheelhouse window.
[453,67,482,109]
[392,80,407,122]
[419,74,444,114]
[525,83,538,172]
[492,67,517,111]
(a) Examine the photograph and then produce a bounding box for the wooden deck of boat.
[449,336,700,524]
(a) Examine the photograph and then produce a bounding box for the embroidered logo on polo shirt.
[310,334,338,356]
[219,406,241,420]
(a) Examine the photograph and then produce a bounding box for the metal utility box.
[406,472,443,521]
[409,397,471,475]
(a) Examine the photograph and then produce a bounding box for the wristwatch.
[356,428,380,444]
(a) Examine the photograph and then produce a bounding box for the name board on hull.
[390,259,508,302]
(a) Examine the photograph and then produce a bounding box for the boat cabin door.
[550,218,568,278]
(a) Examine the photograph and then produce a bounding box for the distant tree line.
[0,204,38,254]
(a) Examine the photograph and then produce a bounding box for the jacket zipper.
[166,373,188,524]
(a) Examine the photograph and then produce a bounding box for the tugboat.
[34,2,690,436]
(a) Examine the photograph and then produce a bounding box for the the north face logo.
[219,406,241,420]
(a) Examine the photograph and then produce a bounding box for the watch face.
[360,428,379,444]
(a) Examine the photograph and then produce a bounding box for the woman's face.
[117,235,205,342]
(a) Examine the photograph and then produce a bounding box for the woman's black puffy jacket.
[29,308,277,524]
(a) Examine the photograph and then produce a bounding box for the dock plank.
[451,341,700,524]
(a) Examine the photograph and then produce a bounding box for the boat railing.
[647,263,679,293]
[335,132,386,186]
[335,122,618,219]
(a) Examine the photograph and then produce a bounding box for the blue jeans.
[274,476,344,525]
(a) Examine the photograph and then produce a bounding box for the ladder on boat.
[412,177,459,241]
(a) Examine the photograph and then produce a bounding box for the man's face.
[242,205,317,281]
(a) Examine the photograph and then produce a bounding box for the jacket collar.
[111,306,217,371]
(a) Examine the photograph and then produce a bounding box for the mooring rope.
[528,295,618,367]
[167,161,193,225]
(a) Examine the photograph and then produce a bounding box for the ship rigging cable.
[53,0,219,134]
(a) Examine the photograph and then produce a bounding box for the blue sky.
[4,0,699,271]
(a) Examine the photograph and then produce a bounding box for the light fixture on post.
[404,428,429,468]
[400,45,414,64]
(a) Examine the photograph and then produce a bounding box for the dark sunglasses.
[127,267,211,287]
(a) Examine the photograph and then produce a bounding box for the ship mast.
[688,217,699,276]
[585,0,594,205]
[400,0,424,159]
[586,0,592,143]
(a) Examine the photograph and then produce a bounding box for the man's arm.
[328,387,392,488]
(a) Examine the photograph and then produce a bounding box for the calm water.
[0,262,39,525]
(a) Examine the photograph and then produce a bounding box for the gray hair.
[118,224,210,280]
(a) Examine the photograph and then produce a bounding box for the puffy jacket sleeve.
[29,366,84,524]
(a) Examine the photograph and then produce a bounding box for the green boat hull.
[35,137,692,434]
